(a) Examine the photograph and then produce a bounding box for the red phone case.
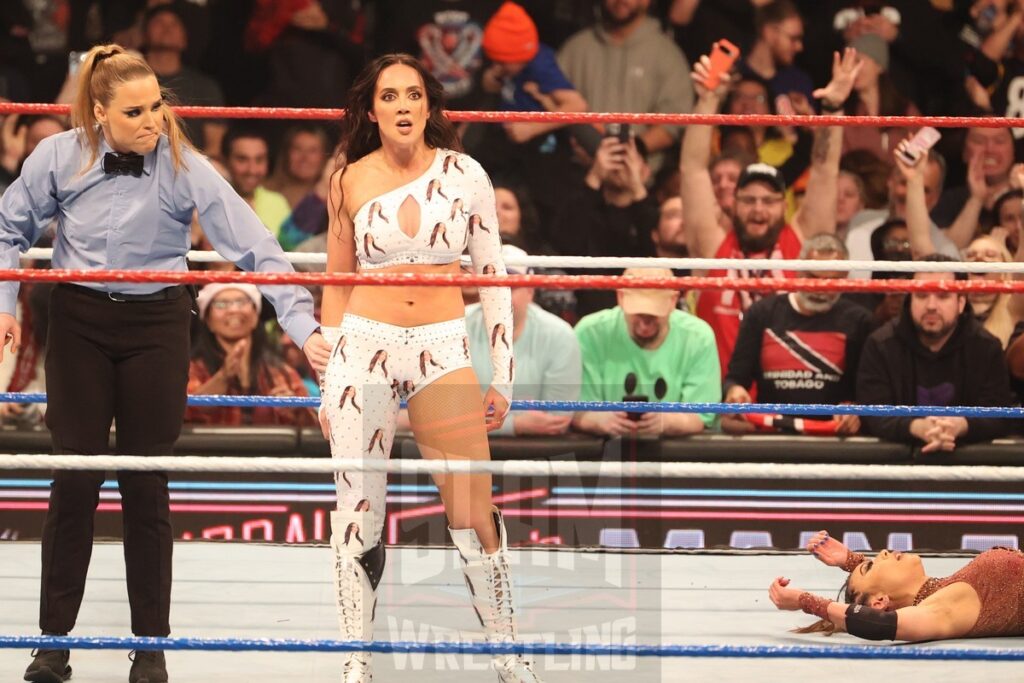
[705,39,740,90]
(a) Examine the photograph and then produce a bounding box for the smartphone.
[705,39,740,90]
[896,127,942,165]
[605,122,632,143]
[623,394,648,422]
[68,51,88,77]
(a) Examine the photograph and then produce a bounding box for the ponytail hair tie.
[93,50,119,67]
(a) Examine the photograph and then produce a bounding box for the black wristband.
[845,603,898,640]
[820,100,843,113]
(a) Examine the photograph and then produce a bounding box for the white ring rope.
[19,249,1024,274]
[2,454,1023,482]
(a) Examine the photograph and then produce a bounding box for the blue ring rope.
[0,636,1021,660]
[1,392,1022,418]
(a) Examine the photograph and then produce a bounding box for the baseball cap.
[619,268,678,317]
[737,162,786,194]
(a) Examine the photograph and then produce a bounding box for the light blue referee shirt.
[0,129,319,346]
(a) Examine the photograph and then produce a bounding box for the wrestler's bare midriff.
[344,260,467,327]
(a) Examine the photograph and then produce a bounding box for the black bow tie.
[103,152,144,177]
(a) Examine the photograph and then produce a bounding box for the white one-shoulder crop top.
[348,148,514,398]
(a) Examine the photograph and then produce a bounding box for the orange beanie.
[483,2,539,63]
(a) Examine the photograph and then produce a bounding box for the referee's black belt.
[62,283,188,303]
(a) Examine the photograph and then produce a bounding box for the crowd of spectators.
[2,0,1024,454]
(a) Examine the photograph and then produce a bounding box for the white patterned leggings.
[321,314,473,545]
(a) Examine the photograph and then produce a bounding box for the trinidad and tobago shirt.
[724,293,873,405]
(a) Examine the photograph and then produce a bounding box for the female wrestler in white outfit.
[318,53,540,682]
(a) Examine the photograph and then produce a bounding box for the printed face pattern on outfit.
[449,198,465,221]
[352,150,490,271]
[443,154,464,174]
[322,315,476,546]
[468,214,491,236]
[429,222,449,248]
[368,350,388,377]
[340,386,362,413]
[364,234,386,258]
[329,151,514,550]
[344,522,362,546]
[426,179,447,202]
[491,323,509,350]
[347,148,513,394]
[419,350,446,378]
[331,335,347,363]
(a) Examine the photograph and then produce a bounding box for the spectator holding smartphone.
[550,128,659,316]
[558,0,695,174]
[682,45,862,375]
[572,268,719,437]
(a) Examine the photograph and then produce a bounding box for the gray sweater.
[557,17,694,169]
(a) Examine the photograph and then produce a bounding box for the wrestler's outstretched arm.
[463,155,514,417]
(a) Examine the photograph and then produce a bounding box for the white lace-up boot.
[331,510,386,682]
[450,507,543,682]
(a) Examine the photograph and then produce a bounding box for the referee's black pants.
[39,284,191,637]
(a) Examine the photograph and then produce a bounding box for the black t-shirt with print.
[725,293,873,405]
[374,0,502,110]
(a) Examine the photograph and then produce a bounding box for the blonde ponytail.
[70,43,195,172]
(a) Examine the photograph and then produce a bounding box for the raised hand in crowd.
[690,53,733,103]
[613,137,649,200]
[812,48,863,111]
[892,141,936,258]
[966,149,993,205]
[584,136,646,202]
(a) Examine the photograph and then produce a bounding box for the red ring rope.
[1,102,1020,129]
[2,268,1020,293]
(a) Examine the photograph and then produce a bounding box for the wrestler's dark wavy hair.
[332,53,461,230]
[339,53,460,162]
